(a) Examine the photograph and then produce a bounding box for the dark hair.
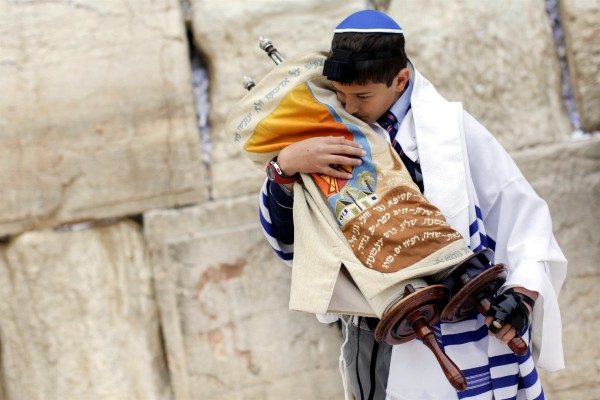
[330,32,407,87]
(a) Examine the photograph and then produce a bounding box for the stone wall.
[0,221,171,399]
[0,0,598,399]
[389,0,572,150]
[144,195,343,399]
[559,0,600,132]
[515,139,600,400]
[0,0,206,236]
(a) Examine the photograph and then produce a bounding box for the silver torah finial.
[243,37,286,91]
[259,37,285,65]
[242,76,256,91]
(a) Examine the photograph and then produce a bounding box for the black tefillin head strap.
[322,48,403,83]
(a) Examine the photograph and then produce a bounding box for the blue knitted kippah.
[334,10,403,34]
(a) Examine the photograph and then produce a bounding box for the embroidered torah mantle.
[228,51,473,317]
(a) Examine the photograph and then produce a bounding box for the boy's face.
[331,68,410,125]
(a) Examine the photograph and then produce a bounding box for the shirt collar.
[387,78,413,126]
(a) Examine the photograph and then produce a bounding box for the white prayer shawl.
[257,63,567,399]
[382,66,567,399]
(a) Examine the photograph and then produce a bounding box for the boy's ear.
[393,68,410,92]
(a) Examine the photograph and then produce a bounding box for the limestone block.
[188,0,365,198]
[0,220,171,400]
[388,0,572,150]
[513,138,600,400]
[144,195,344,400]
[0,0,205,236]
[559,0,600,132]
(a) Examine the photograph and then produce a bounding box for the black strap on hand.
[486,288,535,335]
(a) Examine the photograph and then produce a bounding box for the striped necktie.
[377,111,424,192]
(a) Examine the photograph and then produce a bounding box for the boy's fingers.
[323,166,353,179]
[328,144,366,157]
[326,136,364,149]
[500,327,517,344]
[486,320,518,344]
[484,316,493,327]
[488,320,510,337]
[330,155,363,166]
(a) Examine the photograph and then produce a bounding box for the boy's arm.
[265,180,295,244]
[275,136,366,183]
[258,136,365,265]
[259,178,295,266]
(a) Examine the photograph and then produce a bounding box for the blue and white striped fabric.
[469,205,497,254]
[258,189,545,399]
[437,313,543,399]
[259,180,294,266]
[434,203,544,399]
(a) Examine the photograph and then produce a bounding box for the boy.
[257,10,567,400]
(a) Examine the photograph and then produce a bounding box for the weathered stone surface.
[144,195,344,400]
[559,0,600,132]
[0,220,171,399]
[0,0,205,236]
[513,138,600,400]
[386,0,572,151]
[189,0,364,198]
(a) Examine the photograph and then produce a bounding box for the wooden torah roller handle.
[440,264,528,356]
[375,284,467,391]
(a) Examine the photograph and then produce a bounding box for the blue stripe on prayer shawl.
[259,209,277,238]
[459,382,493,399]
[441,321,488,346]
[486,236,497,251]
[468,205,484,251]
[461,365,490,382]
[258,212,294,261]
[475,205,483,220]
[458,366,493,398]
[479,233,489,249]
[491,373,519,389]
[266,246,294,261]
[261,189,269,206]
[260,192,272,224]
[469,220,479,237]
[276,249,294,261]
[519,369,540,390]
[490,354,517,368]
[259,182,294,264]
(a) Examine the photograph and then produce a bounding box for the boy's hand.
[485,287,537,344]
[277,136,366,180]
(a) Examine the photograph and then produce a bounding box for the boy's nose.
[344,99,359,115]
